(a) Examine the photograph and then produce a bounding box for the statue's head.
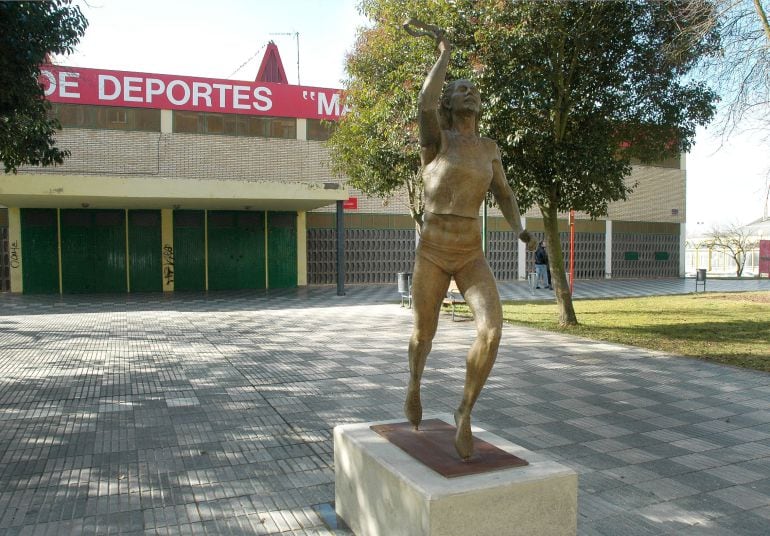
[439,79,481,134]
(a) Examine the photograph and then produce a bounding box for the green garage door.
[128,210,162,292]
[61,209,127,293]
[173,210,205,291]
[208,211,265,290]
[268,212,297,289]
[21,209,59,294]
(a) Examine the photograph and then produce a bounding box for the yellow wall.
[297,211,308,286]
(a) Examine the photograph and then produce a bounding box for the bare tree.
[673,1,770,138]
[704,223,761,275]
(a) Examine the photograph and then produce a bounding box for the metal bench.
[442,279,468,321]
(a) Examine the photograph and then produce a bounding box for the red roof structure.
[255,41,289,84]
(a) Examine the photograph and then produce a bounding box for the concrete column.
[605,220,613,279]
[8,207,22,293]
[604,220,612,279]
[518,217,527,280]
[336,200,345,296]
[297,211,308,286]
[297,118,307,141]
[679,222,687,277]
[160,109,173,133]
[482,203,487,254]
[161,208,174,292]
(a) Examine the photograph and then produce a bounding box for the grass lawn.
[498,291,770,372]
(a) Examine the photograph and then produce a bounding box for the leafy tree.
[331,0,718,325]
[475,1,718,324]
[0,0,88,173]
[703,223,761,276]
[328,1,476,227]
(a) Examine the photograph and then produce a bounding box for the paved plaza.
[0,278,769,535]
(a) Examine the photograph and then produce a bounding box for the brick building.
[0,45,687,294]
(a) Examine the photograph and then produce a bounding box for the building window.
[173,111,200,133]
[307,118,336,141]
[50,103,161,131]
[55,103,89,127]
[172,111,296,139]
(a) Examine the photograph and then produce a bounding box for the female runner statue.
[403,19,535,459]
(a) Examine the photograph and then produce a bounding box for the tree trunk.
[541,204,578,326]
[406,171,424,230]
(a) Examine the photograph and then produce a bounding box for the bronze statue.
[403,19,535,460]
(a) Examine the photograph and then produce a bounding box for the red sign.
[760,240,770,276]
[39,65,346,120]
[343,197,358,210]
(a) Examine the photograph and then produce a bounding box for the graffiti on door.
[162,244,174,285]
[10,240,20,269]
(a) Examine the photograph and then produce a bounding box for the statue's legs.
[405,254,451,429]
[453,257,503,459]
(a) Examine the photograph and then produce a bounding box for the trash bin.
[695,268,706,292]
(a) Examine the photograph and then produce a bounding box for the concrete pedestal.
[334,415,577,536]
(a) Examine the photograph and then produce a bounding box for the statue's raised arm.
[403,19,451,166]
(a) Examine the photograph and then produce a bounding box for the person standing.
[534,240,551,289]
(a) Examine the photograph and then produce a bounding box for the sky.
[64,0,364,87]
[61,0,770,233]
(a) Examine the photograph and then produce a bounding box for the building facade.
[0,47,688,294]
[685,218,770,277]
[306,153,687,285]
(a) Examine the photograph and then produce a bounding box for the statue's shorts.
[416,237,485,276]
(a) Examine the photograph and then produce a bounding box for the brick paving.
[0,278,768,535]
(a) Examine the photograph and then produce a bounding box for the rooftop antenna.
[269,31,300,84]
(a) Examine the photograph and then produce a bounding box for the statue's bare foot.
[454,410,473,460]
[404,384,422,429]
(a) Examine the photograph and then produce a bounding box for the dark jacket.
[535,246,548,266]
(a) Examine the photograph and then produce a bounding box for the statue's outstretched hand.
[403,18,450,51]
[519,230,537,251]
